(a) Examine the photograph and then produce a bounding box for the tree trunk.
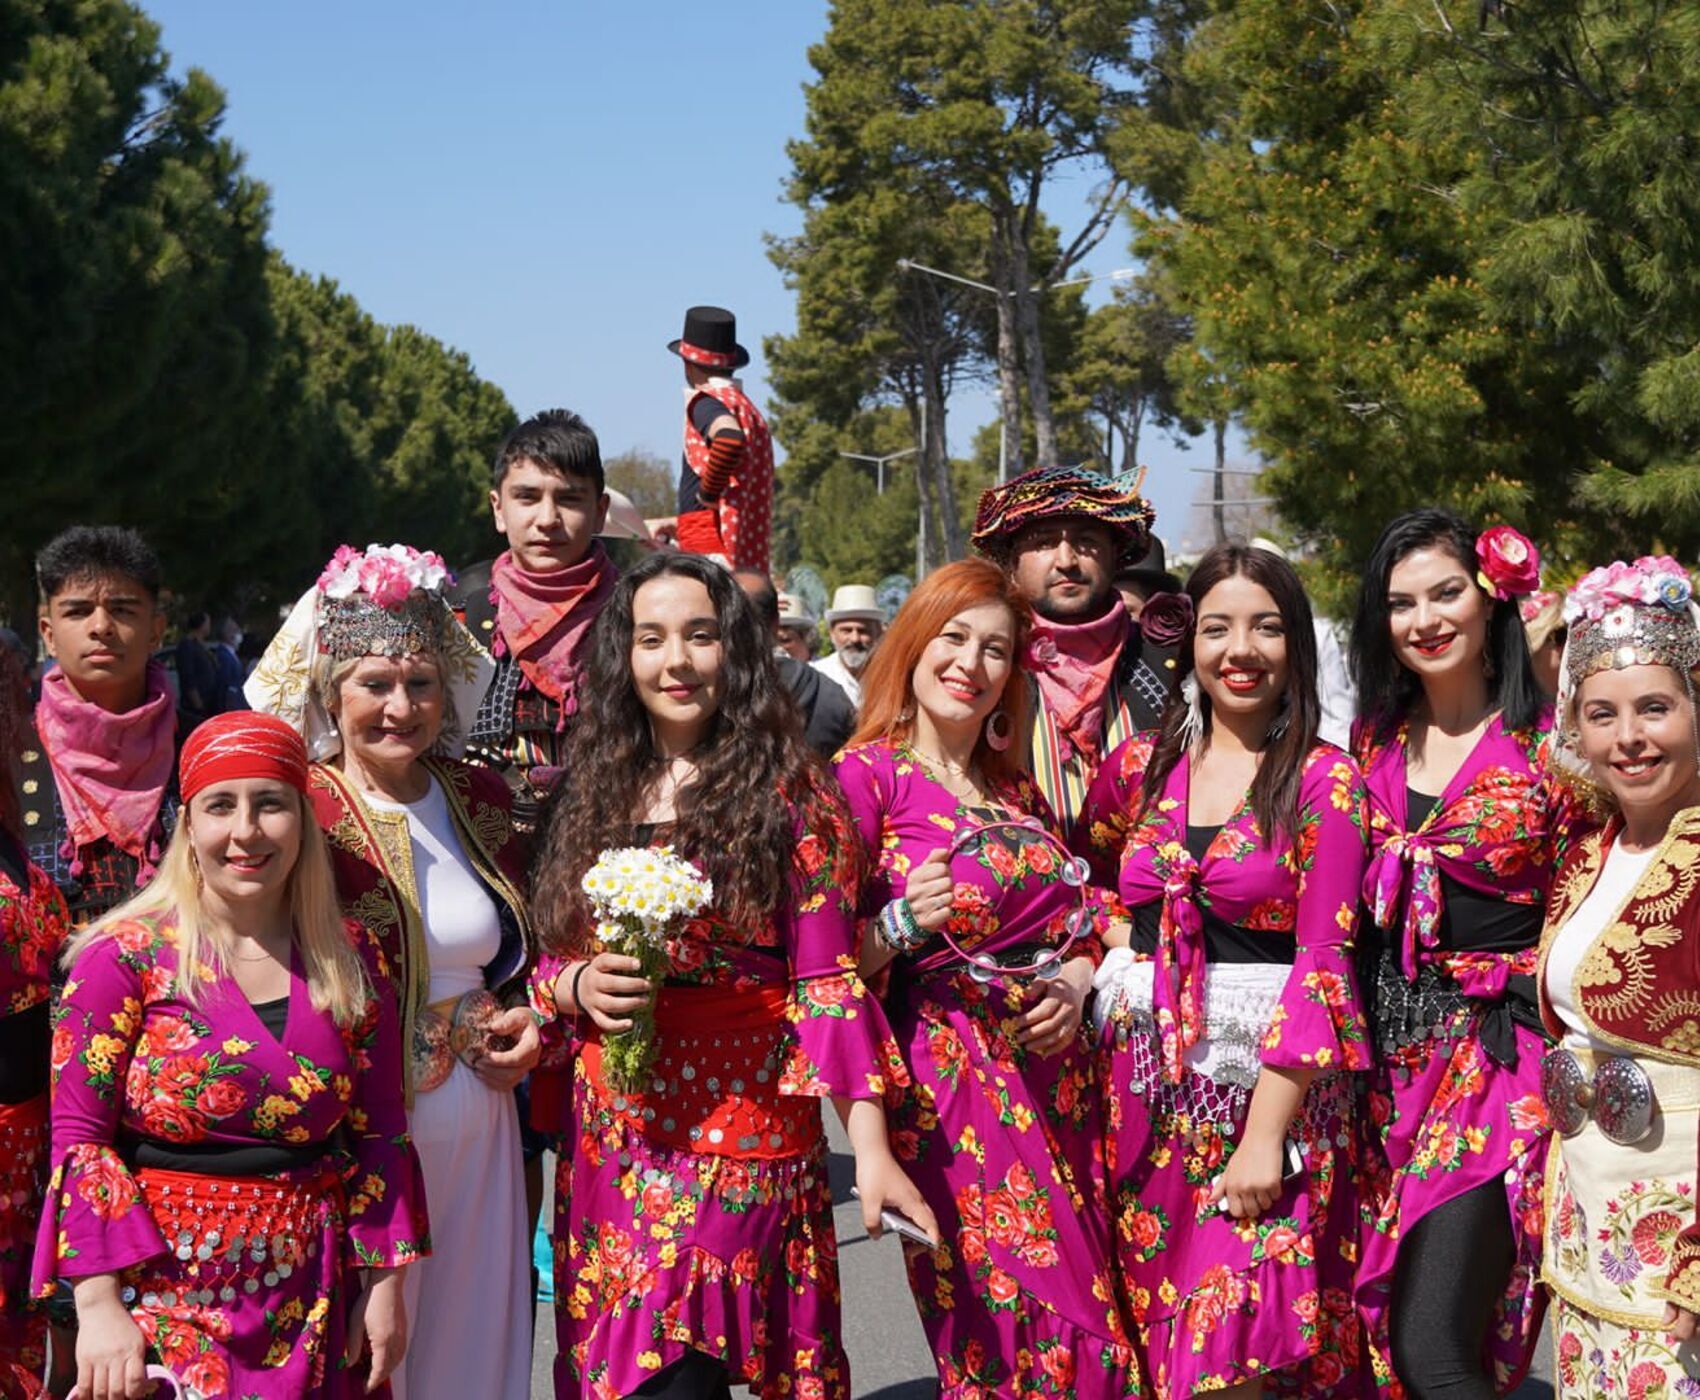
[1211,415,1227,543]
[990,230,1023,482]
[922,357,962,562]
[1009,225,1058,468]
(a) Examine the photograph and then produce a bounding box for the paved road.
[529,1119,1555,1396]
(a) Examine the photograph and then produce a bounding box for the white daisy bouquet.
[582,845,714,1092]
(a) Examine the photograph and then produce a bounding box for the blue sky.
[144,0,1224,553]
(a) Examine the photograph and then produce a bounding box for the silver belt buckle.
[1541,1046,1656,1145]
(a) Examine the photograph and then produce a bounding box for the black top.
[0,829,27,889]
[128,995,325,1176]
[1128,823,1297,965]
[777,655,856,758]
[1405,789,1544,951]
[0,1001,49,1103]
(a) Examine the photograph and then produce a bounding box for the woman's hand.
[344,1267,408,1391]
[1208,1131,1288,1221]
[471,1008,541,1091]
[902,848,956,933]
[1017,956,1093,1056]
[855,1149,942,1249]
[1665,1301,1700,1343]
[563,952,654,1034]
[72,1281,149,1400]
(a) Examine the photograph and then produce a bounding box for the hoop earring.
[984,709,1013,753]
[1266,692,1292,746]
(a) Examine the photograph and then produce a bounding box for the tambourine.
[70,1367,181,1399]
[936,816,1094,984]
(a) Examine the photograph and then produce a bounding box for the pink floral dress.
[31,913,427,1398]
[0,849,68,1394]
[1353,710,1576,1395]
[530,798,907,1400]
[1077,736,1372,1398]
[835,740,1140,1400]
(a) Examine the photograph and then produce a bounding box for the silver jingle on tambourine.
[967,961,998,984]
[1032,954,1064,981]
[1061,857,1090,888]
[1064,908,1088,937]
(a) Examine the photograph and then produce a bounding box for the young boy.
[451,408,614,832]
[24,526,180,928]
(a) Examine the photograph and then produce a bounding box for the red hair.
[849,558,1033,784]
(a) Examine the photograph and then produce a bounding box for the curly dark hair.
[531,552,853,954]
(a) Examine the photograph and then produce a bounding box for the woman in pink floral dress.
[835,558,1141,1399]
[1078,543,1371,1398]
[1347,510,1572,1399]
[528,552,933,1400]
[0,645,68,1397]
[32,712,427,1399]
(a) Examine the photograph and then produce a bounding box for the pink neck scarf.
[36,660,177,869]
[489,544,618,719]
[1025,602,1130,762]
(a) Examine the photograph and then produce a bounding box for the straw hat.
[824,584,884,624]
[777,592,815,629]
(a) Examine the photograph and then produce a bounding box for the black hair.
[185,609,209,632]
[1139,543,1321,843]
[36,526,162,602]
[492,409,604,495]
[732,568,780,628]
[533,553,850,946]
[1349,508,1543,739]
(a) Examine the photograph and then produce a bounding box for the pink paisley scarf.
[489,544,617,719]
[1025,604,1130,761]
[36,660,176,869]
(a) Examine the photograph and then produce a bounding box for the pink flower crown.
[1563,555,1693,625]
[1474,526,1541,602]
[317,543,453,610]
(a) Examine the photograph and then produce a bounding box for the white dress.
[368,777,532,1400]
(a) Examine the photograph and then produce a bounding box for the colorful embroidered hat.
[245,544,494,762]
[970,465,1155,561]
[1561,556,1700,694]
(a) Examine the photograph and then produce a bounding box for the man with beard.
[811,584,884,711]
[971,465,1173,834]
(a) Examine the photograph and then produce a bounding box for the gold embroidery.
[469,800,507,853]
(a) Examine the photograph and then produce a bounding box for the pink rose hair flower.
[1474,526,1541,601]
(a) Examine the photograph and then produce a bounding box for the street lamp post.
[895,259,1136,483]
[838,446,918,496]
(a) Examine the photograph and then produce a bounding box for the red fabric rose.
[1475,526,1541,601]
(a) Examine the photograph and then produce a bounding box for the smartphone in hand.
[850,1188,938,1247]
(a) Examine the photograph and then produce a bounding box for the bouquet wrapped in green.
[582,845,714,1093]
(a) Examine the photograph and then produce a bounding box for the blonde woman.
[30,711,426,1399]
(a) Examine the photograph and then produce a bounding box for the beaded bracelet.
[876,897,930,953]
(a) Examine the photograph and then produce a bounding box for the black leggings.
[1388,1178,1516,1400]
[625,1351,734,1400]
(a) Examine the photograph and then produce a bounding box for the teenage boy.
[451,408,614,834]
[24,526,180,928]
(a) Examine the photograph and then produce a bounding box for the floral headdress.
[1561,555,1700,692]
[1474,526,1541,602]
[245,543,494,762]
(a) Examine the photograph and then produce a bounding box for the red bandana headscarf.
[179,712,310,804]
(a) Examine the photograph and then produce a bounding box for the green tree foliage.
[0,0,514,621]
[1126,0,1700,587]
[795,0,1143,475]
[603,448,675,521]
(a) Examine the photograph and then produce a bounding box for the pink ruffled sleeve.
[779,792,909,1102]
[1260,749,1372,1073]
[342,925,430,1268]
[32,936,166,1291]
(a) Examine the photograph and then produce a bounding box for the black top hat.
[1115,535,1181,592]
[668,305,750,371]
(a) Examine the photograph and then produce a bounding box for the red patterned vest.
[682,378,773,573]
